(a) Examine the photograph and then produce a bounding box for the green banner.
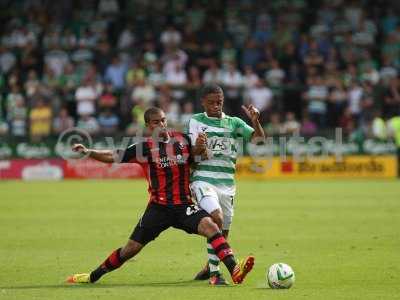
[0,138,396,160]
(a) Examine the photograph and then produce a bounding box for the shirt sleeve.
[186,118,199,146]
[233,117,254,143]
[181,133,192,151]
[115,142,146,163]
[181,133,194,163]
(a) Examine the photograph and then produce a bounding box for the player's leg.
[219,192,235,241]
[86,239,145,283]
[201,204,225,281]
[209,208,223,230]
[223,230,229,239]
[191,181,223,228]
[196,215,255,284]
[176,205,254,284]
[66,239,146,284]
[190,182,225,283]
[203,191,235,283]
[211,194,254,284]
[67,203,171,283]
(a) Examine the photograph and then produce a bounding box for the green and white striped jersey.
[186,112,254,195]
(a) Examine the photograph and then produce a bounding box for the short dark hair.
[144,107,163,124]
[198,84,223,100]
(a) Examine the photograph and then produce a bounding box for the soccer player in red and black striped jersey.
[66,107,254,285]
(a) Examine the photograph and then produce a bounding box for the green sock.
[207,242,220,276]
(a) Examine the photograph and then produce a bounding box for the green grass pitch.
[0,180,399,300]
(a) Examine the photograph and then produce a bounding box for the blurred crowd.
[0,0,399,142]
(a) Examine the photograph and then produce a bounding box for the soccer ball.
[267,263,295,289]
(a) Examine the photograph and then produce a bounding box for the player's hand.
[72,143,88,155]
[195,133,208,151]
[242,105,260,123]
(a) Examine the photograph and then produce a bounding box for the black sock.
[208,233,237,275]
[89,248,124,282]
[222,255,237,274]
[90,266,107,283]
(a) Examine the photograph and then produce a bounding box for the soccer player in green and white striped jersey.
[187,84,265,285]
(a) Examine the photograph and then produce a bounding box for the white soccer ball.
[267,263,295,289]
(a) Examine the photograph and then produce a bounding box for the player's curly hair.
[198,84,223,100]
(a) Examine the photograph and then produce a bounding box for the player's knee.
[198,217,219,238]
[210,209,223,229]
[120,240,143,259]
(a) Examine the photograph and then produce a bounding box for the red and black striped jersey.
[117,131,193,206]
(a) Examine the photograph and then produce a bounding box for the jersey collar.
[204,112,226,119]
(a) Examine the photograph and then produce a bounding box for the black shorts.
[130,202,210,245]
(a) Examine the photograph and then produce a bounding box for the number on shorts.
[186,205,200,216]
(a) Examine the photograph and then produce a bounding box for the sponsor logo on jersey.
[208,136,232,155]
[155,154,187,168]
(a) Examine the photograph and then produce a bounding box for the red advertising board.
[0,159,65,180]
[63,158,145,179]
[0,158,145,180]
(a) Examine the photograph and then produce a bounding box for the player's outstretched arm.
[242,105,265,143]
[72,143,115,163]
